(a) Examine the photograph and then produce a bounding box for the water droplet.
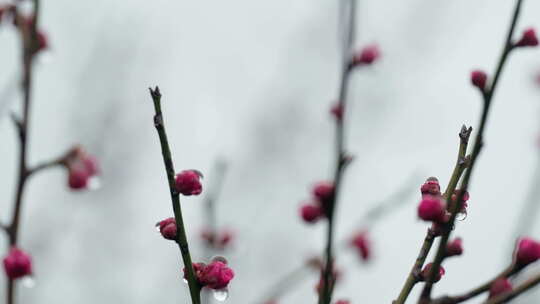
[182,278,188,284]
[212,288,229,301]
[211,256,228,264]
[457,212,468,221]
[155,222,161,232]
[87,176,101,190]
[21,276,35,288]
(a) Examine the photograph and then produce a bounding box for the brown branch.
[148,87,201,304]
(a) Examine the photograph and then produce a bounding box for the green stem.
[149,87,201,304]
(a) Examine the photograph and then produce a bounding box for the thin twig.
[319,1,356,303]
[418,1,524,302]
[149,86,201,304]
[6,1,40,303]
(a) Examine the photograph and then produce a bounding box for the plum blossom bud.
[420,177,441,196]
[489,278,512,298]
[3,248,32,280]
[175,170,203,196]
[199,261,235,290]
[65,146,100,191]
[418,196,447,223]
[335,301,350,304]
[36,30,48,52]
[350,231,371,261]
[515,28,538,47]
[158,217,177,240]
[446,238,463,257]
[312,181,335,206]
[351,44,380,66]
[420,263,445,283]
[201,228,234,249]
[300,204,323,223]
[515,237,540,266]
[330,103,344,121]
[471,70,488,90]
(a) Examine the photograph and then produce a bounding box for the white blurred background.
[0,0,540,303]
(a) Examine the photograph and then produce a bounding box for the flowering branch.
[148,86,201,304]
[418,0,529,301]
[393,126,472,304]
[484,272,540,304]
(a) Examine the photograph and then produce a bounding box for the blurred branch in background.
[260,172,418,304]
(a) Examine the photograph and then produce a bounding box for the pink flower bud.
[158,217,177,240]
[471,70,488,90]
[418,196,447,223]
[489,278,512,298]
[68,167,89,190]
[183,262,206,282]
[201,228,234,249]
[175,170,203,196]
[3,248,32,280]
[515,28,538,47]
[451,189,470,214]
[351,44,380,66]
[65,146,99,190]
[335,301,350,304]
[330,103,344,121]
[312,181,335,206]
[199,261,235,290]
[515,237,540,266]
[420,263,445,283]
[446,238,463,257]
[350,231,371,261]
[300,204,323,223]
[420,177,441,196]
[36,30,48,52]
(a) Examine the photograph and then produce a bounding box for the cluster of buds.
[349,230,371,261]
[183,259,234,290]
[417,177,470,224]
[350,44,381,67]
[3,247,32,280]
[514,237,540,266]
[299,181,335,224]
[64,146,99,191]
[175,170,203,196]
[201,228,234,250]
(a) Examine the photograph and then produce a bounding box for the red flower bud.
[446,238,463,257]
[420,177,441,196]
[350,231,371,261]
[300,204,324,223]
[68,167,89,190]
[335,301,350,304]
[3,248,32,280]
[199,261,235,290]
[418,196,447,223]
[471,70,488,90]
[420,263,445,283]
[330,103,344,121]
[175,170,203,196]
[515,237,540,266]
[312,181,335,206]
[515,28,538,47]
[158,217,177,240]
[489,278,512,298]
[351,44,380,66]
